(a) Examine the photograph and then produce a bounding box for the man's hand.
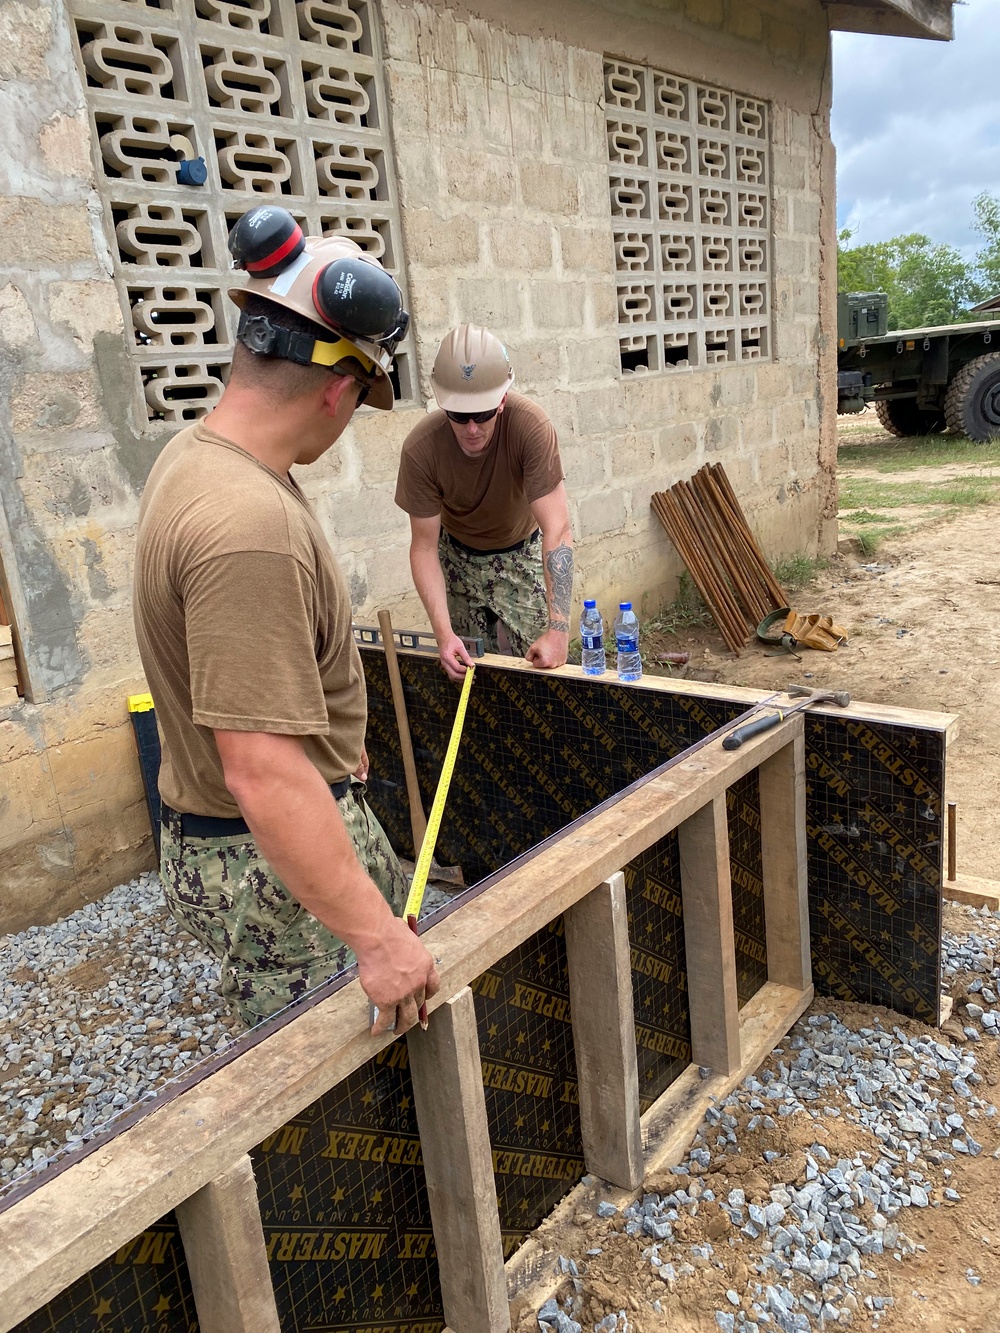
[359,916,441,1037]
[438,632,476,683]
[353,745,369,782]
[525,627,569,670]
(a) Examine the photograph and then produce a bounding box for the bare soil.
[647,458,1000,883]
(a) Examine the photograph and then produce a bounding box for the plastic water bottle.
[580,599,606,676]
[614,602,642,682]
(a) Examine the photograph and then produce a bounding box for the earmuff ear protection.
[227,205,408,350]
[228,207,305,278]
[312,258,409,347]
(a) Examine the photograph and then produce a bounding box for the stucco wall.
[0,0,837,930]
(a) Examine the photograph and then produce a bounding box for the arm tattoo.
[544,543,574,633]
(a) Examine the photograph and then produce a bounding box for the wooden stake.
[407,988,509,1333]
[175,1156,280,1333]
[564,873,643,1189]
[678,793,741,1075]
[948,801,957,883]
[377,608,427,853]
[758,730,811,992]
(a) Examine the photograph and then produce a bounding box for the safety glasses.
[445,407,499,425]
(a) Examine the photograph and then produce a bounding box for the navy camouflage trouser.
[439,531,548,655]
[160,782,407,1027]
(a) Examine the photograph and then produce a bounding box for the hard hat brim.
[430,370,515,413]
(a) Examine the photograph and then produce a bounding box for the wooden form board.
[0,715,806,1333]
[944,874,1000,912]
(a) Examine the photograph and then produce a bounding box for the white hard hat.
[430,324,514,412]
[227,206,408,411]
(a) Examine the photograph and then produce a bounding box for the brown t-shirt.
[133,423,366,817]
[394,393,564,549]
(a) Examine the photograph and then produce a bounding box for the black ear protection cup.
[228,206,305,278]
[312,258,408,346]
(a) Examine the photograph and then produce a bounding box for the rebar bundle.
[651,464,788,654]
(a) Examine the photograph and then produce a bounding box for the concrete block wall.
[0,0,837,929]
[381,0,837,619]
[0,0,154,930]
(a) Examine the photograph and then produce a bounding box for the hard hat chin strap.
[237,311,378,378]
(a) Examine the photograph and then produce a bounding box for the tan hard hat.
[229,233,399,411]
[430,325,515,412]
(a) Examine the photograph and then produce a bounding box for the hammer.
[722,684,851,750]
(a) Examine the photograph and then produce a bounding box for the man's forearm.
[410,543,453,641]
[542,532,574,634]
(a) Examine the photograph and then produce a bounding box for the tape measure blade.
[403,666,474,923]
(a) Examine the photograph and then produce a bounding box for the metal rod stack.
[651,464,788,654]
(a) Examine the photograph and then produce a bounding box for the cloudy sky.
[832,0,1000,257]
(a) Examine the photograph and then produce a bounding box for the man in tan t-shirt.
[394,325,574,682]
[133,204,438,1034]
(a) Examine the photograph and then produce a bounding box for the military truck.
[836,291,1000,440]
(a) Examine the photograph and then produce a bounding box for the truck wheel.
[944,352,1000,441]
[875,399,945,438]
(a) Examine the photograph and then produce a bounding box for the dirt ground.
[646,425,1000,883]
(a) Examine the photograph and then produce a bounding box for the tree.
[973,191,1000,297]
[838,229,981,330]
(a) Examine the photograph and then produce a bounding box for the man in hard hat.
[394,325,574,682]
[133,206,438,1037]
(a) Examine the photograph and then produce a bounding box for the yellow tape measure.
[404,665,475,924]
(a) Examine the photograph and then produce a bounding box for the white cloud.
[832,0,1000,257]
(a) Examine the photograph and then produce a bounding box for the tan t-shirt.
[394,393,563,549]
[133,423,365,817]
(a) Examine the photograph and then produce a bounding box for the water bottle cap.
[619,601,632,610]
[583,599,596,608]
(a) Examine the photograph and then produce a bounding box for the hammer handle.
[722,709,784,750]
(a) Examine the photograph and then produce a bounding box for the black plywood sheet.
[11,1218,197,1333]
[804,713,944,1023]
[251,1043,443,1332]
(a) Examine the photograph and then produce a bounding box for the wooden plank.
[758,731,811,991]
[506,979,813,1317]
[0,625,12,647]
[174,1155,280,1333]
[482,655,959,742]
[677,794,740,1076]
[944,874,1000,912]
[0,713,803,1328]
[0,686,18,709]
[377,608,427,853]
[563,873,642,1190]
[406,988,509,1333]
[640,981,813,1176]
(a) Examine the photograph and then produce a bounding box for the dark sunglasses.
[445,407,499,425]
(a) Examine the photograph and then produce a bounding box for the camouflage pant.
[160,783,407,1028]
[439,530,548,656]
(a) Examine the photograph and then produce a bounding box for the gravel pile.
[0,870,458,1197]
[0,873,241,1194]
